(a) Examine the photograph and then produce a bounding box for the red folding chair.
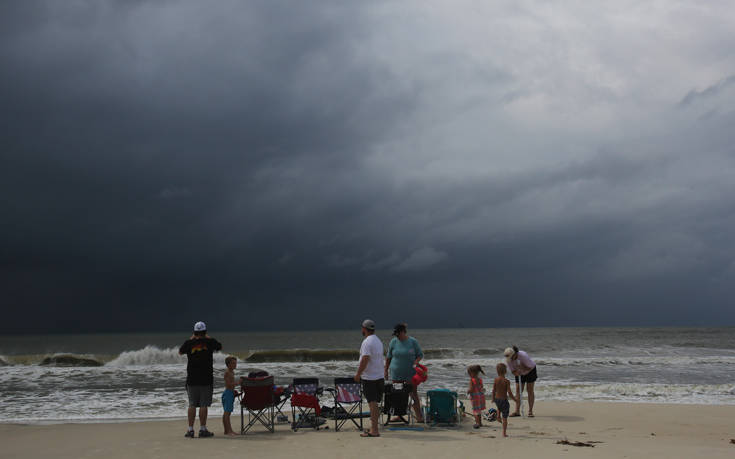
[240,375,275,434]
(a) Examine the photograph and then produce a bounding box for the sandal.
[360,431,380,437]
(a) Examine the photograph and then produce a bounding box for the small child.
[222,356,239,436]
[467,364,486,429]
[491,362,517,437]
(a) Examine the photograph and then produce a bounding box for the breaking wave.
[244,348,476,362]
[106,346,186,366]
[2,347,735,367]
[39,354,104,367]
[244,349,359,362]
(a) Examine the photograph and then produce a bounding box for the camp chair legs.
[241,404,275,434]
[291,405,323,431]
[273,387,291,423]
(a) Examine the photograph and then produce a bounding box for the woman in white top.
[504,345,538,417]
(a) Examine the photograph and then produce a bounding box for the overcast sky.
[2,1,735,333]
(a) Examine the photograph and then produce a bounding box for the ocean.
[1,327,733,424]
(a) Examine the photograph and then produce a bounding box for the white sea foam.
[106,346,231,367]
[540,381,735,405]
[535,355,735,367]
[106,346,186,366]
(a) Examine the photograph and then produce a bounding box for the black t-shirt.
[179,337,222,386]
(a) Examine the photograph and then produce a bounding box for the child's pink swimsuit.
[469,377,486,414]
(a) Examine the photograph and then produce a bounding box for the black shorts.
[186,385,213,407]
[361,378,385,403]
[514,366,538,384]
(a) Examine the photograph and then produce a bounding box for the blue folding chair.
[424,389,461,426]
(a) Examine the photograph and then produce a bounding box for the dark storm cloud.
[2,1,735,333]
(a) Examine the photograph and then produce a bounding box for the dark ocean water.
[1,327,733,423]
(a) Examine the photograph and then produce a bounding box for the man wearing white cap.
[354,319,384,437]
[179,321,223,437]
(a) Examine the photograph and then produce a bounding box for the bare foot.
[503,433,508,437]
[226,432,239,437]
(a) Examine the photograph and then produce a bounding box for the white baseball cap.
[194,321,207,332]
[503,347,515,358]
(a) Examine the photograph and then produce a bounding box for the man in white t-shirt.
[354,319,384,437]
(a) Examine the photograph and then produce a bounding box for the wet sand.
[1,401,733,459]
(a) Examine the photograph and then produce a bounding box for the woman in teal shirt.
[384,323,424,422]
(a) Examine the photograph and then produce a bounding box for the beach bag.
[411,363,428,387]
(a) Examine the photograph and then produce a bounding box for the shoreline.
[2,401,733,458]
[3,399,735,426]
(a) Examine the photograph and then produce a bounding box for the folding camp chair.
[325,377,363,432]
[290,377,323,431]
[424,388,461,426]
[383,382,413,425]
[240,375,276,434]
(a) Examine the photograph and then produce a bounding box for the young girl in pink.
[467,364,486,428]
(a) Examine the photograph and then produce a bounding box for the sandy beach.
[2,401,733,459]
